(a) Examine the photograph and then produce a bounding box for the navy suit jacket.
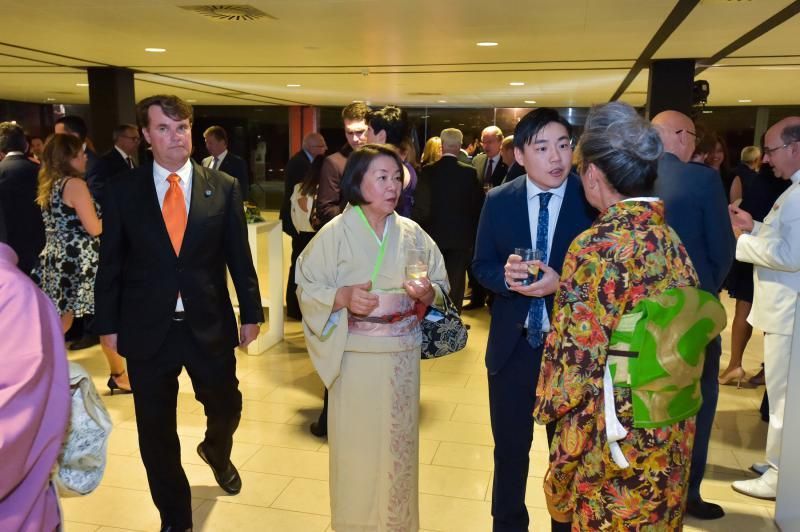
[653,153,735,293]
[472,173,596,375]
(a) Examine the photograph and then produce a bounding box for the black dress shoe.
[310,421,327,438]
[197,443,241,495]
[462,301,485,311]
[160,526,192,532]
[69,334,99,350]
[685,498,724,520]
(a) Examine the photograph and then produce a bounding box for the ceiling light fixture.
[510,82,525,86]
[75,83,89,87]
[145,47,166,53]
[476,42,498,47]
[186,99,197,103]
[738,99,752,103]
[46,97,55,101]
[438,100,447,103]
[524,100,536,104]
[286,83,301,87]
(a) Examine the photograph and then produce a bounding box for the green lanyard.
[354,206,388,286]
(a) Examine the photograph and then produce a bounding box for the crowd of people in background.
[1,95,798,531]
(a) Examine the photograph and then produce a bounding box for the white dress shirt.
[207,149,228,169]
[153,159,193,311]
[525,176,568,331]
[114,145,134,168]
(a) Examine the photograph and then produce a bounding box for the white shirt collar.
[790,168,800,185]
[3,151,25,157]
[526,175,568,201]
[114,145,130,161]
[153,158,193,184]
[215,149,228,161]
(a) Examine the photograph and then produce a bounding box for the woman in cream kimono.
[296,144,449,532]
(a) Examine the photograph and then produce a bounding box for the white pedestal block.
[228,220,284,355]
[776,301,800,531]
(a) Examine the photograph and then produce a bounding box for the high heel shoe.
[718,367,746,388]
[107,370,132,395]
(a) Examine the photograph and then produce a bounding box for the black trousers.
[488,333,569,532]
[127,320,242,529]
[467,262,488,306]
[441,248,472,313]
[286,231,315,320]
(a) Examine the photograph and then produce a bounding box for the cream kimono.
[296,206,449,532]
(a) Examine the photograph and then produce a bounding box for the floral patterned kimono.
[533,200,700,530]
[296,205,448,532]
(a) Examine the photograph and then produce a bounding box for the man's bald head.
[652,110,696,163]
[302,132,327,157]
[763,116,800,179]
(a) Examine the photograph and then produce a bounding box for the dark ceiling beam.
[695,1,800,75]
[609,0,699,102]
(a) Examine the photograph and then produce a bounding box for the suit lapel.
[180,162,214,258]
[511,176,533,249]
[551,174,590,269]
[140,165,175,256]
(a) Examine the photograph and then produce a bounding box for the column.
[645,59,695,119]
[288,106,319,156]
[754,107,770,145]
[86,67,136,154]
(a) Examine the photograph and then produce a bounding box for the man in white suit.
[729,116,800,500]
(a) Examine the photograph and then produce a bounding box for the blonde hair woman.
[32,134,131,393]
[420,136,442,167]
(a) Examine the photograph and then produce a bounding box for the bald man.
[729,117,800,501]
[281,132,327,319]
[652,110,736,520]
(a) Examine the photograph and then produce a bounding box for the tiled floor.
[61,260,778,530]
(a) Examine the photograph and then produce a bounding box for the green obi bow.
[607,287,727,428]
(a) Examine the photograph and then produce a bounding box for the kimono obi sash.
[606,287,726,428]
[348,290,418,338]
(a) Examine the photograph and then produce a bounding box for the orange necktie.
[163,173,187,255]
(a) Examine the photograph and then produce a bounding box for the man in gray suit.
[652,110,736,520]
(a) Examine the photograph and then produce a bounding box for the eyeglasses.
[675,129,697,138]
[763,140,798,156]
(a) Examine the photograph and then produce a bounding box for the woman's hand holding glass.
[334,281,379,316]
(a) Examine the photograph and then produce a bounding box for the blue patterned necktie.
[527,192,552,348]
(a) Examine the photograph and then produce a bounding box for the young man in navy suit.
[472,108,595,532]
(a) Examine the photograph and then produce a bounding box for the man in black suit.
[0,122,44,275]
[472,108,595,531]
[651,110,735,521]
[412,127,483,312]
[500,135,525,184]
[281,132,327,320]
[202,125,250,200]
[95,95,263,532]
[464,125,508,311]
[92,124,140,191]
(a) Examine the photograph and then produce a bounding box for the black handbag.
[420,288,468,359]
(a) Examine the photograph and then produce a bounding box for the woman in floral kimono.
[296,144,449,532]
[533,102,710,529]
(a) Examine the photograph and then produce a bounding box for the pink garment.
[0,243,70,532]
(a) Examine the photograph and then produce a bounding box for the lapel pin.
[204,189,212,197]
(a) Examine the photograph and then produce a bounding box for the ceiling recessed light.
[476,42,498,47]
[46,97,55,101]
[286,83,301,87]
[738,99,752,103]
[438,99,447,103]
[145,47,166,53]
[702,110,713,114]
[186,99,197,103]
[75,83,89,87]
[524,100,537,104]
[509,82,525,86]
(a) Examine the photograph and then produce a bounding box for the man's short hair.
[440,128,463,148]
[203,125,228,144]
[781,124,800,144]
[0,122,28,153]
[112,123,138,142]
[367,105,408,147]
[482,125,504,141]
[54,115,88,140]
[501,135,515,151]
[342,102,370,122]
[513,108,573,150]
[136,95,194,128]
[740,146,761,164]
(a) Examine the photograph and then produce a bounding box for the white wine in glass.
[406,263,428,280]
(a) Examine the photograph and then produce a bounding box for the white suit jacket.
[737,170,800,334]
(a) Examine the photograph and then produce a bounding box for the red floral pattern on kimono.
[533,201,700,531]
